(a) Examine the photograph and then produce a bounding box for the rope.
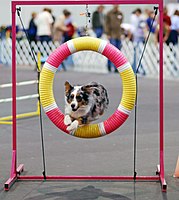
[133,6,158,180]
[16,7,47,179]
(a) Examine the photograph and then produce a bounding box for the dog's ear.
[65,81,73,93]
[81,85,93,94]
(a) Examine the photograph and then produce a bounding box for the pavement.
[0,65,179,200]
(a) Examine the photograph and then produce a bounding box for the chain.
[85,4,91,36]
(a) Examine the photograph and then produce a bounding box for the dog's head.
[65,81,92,112]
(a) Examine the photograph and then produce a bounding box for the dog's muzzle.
[71,104,78,112]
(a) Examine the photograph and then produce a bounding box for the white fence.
[0,38,179,78]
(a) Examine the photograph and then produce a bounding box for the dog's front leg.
[66,120,79,132]
[64,105,72,126]
[66,117,88,132]
[64,114,72,126]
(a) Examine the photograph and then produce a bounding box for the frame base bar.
[5,165,166,191]
[4,175,162,191]
[18,175,160,181]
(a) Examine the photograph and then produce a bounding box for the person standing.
[168,10,179,45]
[167,10,179,72]
[146,10,157,43]
[48,8,56,27]
[28,12,37,42]
[130,8,146,74]
[131,8,146,44]
[53,9,74,43]
[92,5,105,38]
[163,6,171,27]
[105,5,123,72]
[63,10,75,42]
[154,7,171,45]
[53,9,75,71]
[35,8,53,42]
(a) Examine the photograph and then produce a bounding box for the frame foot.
[4,164,24,191]
[161,179,167,192]
[4,175,17,191]
[17,164,24,175]
[157,165,167,192]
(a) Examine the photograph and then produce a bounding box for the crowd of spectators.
[0,5,178,72]
[0,6,178,46]
[93,5,179,46]
[27,8,76,43]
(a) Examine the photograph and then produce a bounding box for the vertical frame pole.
[159,0,166,191]
[11,1,17,178]
[5,3,25,190]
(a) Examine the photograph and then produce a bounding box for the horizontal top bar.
[12,0,162,5]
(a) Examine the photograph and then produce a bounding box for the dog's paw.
[64,115,72,126]
[66,120,79,132]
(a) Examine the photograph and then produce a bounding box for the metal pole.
[11,1,17,178]
[159,1,166,191]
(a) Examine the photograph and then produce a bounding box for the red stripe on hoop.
[46,108,68,133]
[46,43,71,68]
[102,43,128,68]
[103,110,128,134]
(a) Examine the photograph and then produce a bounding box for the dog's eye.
[76,95,82,102]
[70,94,74,99]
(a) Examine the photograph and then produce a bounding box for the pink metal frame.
[5,0,166,192]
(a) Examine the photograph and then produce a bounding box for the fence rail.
[0,38,179,78]
[0,79,40,124]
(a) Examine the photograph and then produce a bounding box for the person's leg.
[95,27,103,38]
[39,36,44,42]
[114,39,122,72]
[107,38,116,72]
[40,35,52,42]
[138,41,145,75]
[116,39,122,50]
[45,35,52,42]
[61,62,66,71]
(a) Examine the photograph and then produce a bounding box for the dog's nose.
[71,104,75,109]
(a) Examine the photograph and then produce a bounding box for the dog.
[64,81,109,132]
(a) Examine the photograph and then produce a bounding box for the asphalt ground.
[0,65,179,200]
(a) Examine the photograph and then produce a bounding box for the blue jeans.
[94,27,103,38]
[108,38,122,72]
[39,35,52,42]
[132,42,145,75]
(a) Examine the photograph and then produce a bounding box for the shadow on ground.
[24,185,131,200]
